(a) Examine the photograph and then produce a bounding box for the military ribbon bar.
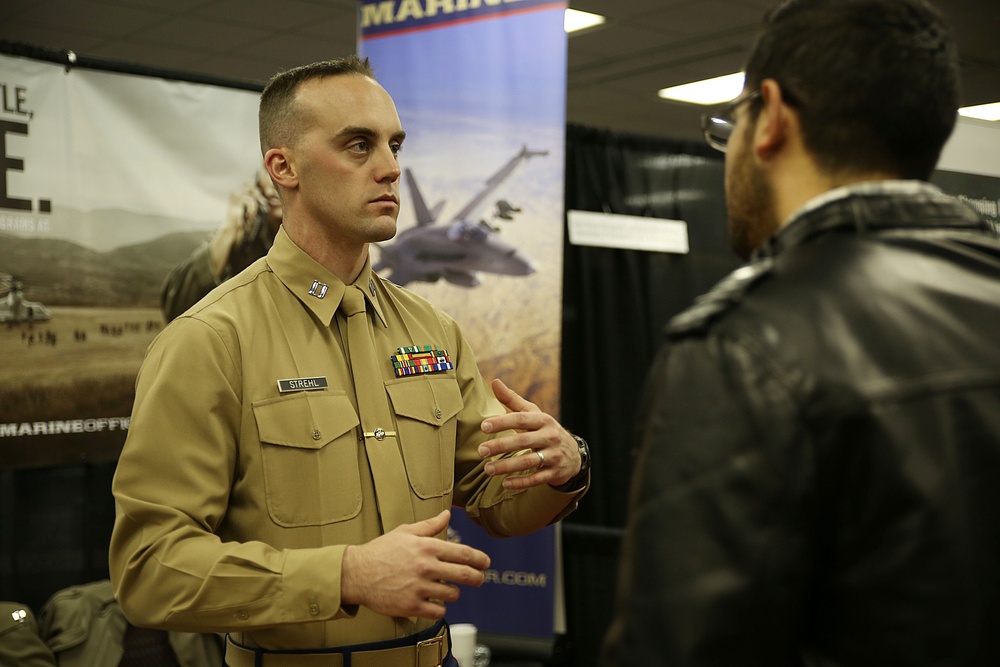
[391,346,454,377]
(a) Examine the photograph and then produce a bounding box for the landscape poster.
[0,51,261,467]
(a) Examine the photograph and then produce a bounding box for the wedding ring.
[537,451,545,468]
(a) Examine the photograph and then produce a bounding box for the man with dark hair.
[111,55,590,667]
[604,0,1000,665]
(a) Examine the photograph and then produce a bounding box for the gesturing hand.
[478,378,582,490]
[341,510,491,619]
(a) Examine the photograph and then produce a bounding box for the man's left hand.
[478,378,582,490]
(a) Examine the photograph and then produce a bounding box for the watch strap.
[552,435,590,492]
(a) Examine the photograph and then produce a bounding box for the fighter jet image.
[374,145,549,287]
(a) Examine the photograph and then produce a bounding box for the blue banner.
[359,0,568,643]
[360,0,565,37]
[446,508,557,638]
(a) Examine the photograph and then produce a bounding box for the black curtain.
[560,123,738,527]
[0,462,117,613]
[557,124,740,665]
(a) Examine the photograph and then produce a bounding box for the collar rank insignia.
[391,345,453,377]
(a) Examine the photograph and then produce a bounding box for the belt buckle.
[416,634,445,667]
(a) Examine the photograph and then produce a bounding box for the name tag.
[277,376,329,393]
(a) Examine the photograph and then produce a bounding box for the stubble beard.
[725,135,778,261]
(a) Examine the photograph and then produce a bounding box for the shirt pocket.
[253,392,362,527]
[385,375,463,499]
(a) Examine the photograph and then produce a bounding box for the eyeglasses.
[701,90,761,153]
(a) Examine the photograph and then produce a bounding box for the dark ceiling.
[2,0,997,143]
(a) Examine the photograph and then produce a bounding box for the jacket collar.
[753,180,987,261]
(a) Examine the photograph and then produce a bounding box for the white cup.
[449,623,477,666]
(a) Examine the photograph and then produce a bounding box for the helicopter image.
[0,273,52,323]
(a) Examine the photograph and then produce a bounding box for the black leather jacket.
[604,182,1000,667]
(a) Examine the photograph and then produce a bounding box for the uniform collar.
[265,227,388,328]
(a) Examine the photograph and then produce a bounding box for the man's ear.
[753,78,796,161]
[264,148,297,190]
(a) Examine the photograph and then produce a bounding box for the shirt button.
[237,610,250,621]
[434,408,443,420]
[312,430,322,440]
[309,604,320,616]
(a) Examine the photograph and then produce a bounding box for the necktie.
[339,285,415,532]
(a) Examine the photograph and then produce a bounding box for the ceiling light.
[565,9,606,33]
[959,102,1000,121]
[658,72,746,105]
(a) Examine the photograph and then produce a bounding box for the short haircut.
[744,0,959,180]
[258,55,376,155]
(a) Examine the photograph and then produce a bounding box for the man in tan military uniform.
[37,580,223,667]
[0,602,55,667]
[110,56,589,667]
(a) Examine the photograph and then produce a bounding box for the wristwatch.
[552,435,591,492]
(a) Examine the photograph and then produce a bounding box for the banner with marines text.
[358,0,570,645]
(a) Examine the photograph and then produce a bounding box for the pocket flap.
[253,392,358,449]
[386,376,463,425]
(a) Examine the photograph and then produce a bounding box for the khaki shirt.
[0,602,55,667]
[37,580,222,667]
[111,227,584,650]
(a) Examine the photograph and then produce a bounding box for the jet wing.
[449,145,548,223]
